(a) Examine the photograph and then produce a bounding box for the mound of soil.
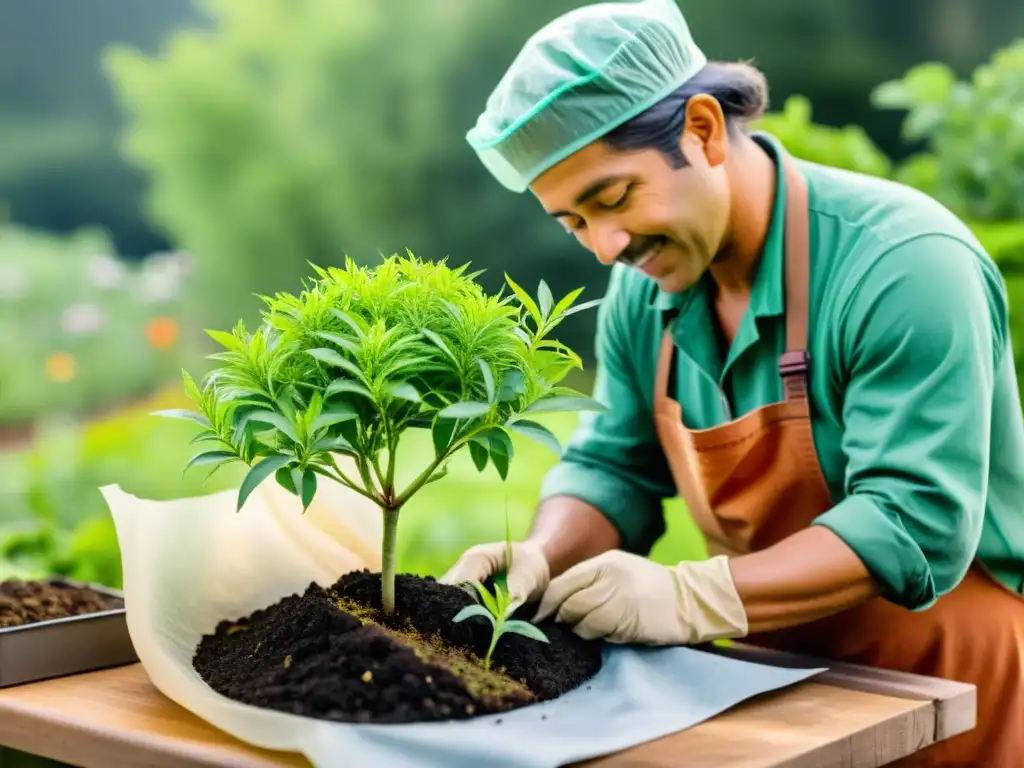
[0,578,123,629]
[194,570,603,724]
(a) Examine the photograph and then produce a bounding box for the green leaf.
[507,419,562,456]
[303,391,325,430]
[468,440,489,472]
[549,286,584,318]
[386,381,421,402]
[559,297,603,318]
[188,429,221,445]
[312,404,359,433]
[537,279,554,320]
[205,329,244,352]
[246,410,300,443]
[496,368,527,403]
[490,443,510,480]
[330,308,368,338]
[471,580,500,617]
[492,582,512,617]
[477,359,496,403]
[311,435,356,453]
[237,455,292,512]
[505,274,542,327]
[307,348,363,379]
[432,417,457,457]
[439,401,491,419]
[232,407,262,445]
[275,466,297,494]
[484,427,514,456]
[511,326,532,345]
[181,369,203,402]
[152,409,212,428]
[420,328,459,365]
[524,395,608,414]
[300,470,318,512]
[500,619,550,644]
[316,332,360,355]
[452,604,495,625]
[184,450,236,473]
[325,379,374,400]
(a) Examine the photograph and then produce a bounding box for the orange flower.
[45,352,77,383]
[146,316,179,350]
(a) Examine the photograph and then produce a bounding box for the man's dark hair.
[603,61,769,168]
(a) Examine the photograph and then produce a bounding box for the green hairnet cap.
[467,0,706,193]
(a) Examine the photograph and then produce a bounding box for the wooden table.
[0,644,974,768]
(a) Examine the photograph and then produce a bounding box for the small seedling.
[454,580,548,671]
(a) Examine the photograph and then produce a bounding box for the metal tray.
[0,578,138,688]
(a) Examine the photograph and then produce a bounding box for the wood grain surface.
[0,653,974,768]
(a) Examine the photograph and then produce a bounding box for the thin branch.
[325,455,381,505]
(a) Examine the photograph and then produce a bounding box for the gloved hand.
[439,540,551,605]
[533,550,748,645]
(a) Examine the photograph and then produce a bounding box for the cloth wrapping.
[98,475,824,768]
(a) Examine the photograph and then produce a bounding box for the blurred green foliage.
[0,223,200,425]
[102,0,584,338]
[0,388,244,585]
[753,96,893,177]
[872,40,1024,221]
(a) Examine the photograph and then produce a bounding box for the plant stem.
[385,433,399,493]
[484,626,501,671]
[372,456,387,492]
[392,454,446,508]
[356,456,379,497]
[392,427,487,507]
[381,507,401,614]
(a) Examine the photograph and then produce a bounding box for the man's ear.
[679,94,729,167]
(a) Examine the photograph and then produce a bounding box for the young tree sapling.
[158,252,605,616]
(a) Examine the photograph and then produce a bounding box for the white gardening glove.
[533,550,748,645]
[439,541,551,605]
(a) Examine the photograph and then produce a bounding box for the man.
[440,0,1024,765]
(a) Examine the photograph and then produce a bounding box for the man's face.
[529,118,731,294]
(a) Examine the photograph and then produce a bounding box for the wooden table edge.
[0,644,977,768]
[0,671,303,768]
[703,642,978,741]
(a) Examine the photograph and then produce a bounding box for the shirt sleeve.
[539,265,677,554]
[812,233,1009,611]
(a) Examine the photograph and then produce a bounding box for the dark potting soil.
[0,578,123,629]
[193,570,603,724]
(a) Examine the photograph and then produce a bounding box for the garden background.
[2,0,1023,593]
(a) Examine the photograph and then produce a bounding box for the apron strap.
[779,155,812,402]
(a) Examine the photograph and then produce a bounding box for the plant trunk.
[381,508,401,614]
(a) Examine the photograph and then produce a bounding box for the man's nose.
[587,225,630,266]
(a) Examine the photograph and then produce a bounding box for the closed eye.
[595,185,632,211]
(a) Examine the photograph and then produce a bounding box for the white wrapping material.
[99,463,383,756]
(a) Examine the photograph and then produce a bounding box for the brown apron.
[653,154,1024,767]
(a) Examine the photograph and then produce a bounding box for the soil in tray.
[0,578,124,629]
[194,570,603,724]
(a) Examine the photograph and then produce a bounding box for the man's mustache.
[616,236,666,265]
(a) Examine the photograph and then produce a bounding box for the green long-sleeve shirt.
[540,132,1024,610]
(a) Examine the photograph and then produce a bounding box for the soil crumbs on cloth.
[194,570,603,724]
